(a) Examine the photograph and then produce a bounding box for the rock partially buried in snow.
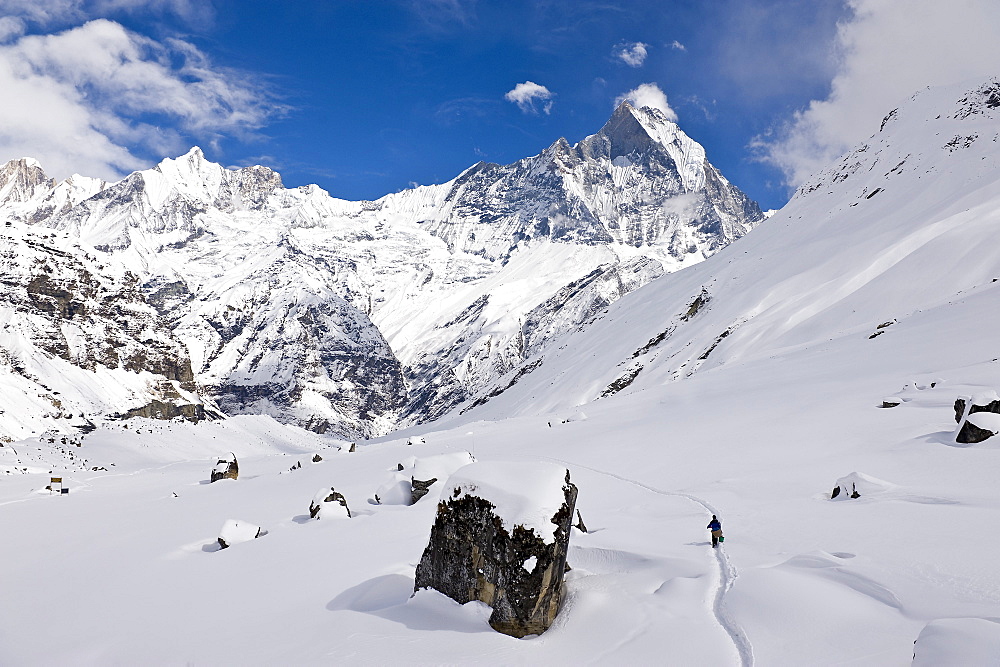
[217,519,263,549]
[830,472,893,500]
[210,453,238,482]
[880,397,902,408]
[373,452,475,505]
[373,473,412,505]
[957,412,1000,444]
[310,487,351,519]
[414,461,578,638]
[409,452,476,505]
[953,390,1000,423]
[954,391,1000,443]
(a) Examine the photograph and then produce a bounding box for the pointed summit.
[0,157,54,204]
[574,100,707,192]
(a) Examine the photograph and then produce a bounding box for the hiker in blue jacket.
[707,515,723,548]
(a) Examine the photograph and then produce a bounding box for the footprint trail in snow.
[544,456,754,667]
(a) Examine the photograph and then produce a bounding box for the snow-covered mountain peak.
[575,101,707,191]
[0,156,54,204]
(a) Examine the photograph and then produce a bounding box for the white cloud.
[614,83,678,122]
[0,0,212,28]
[614,41,648,67]
[0,19,283,180]
[504,81,554,114]
[0,17,26,42]
[669,40,685,52]
[759,0,1000,187]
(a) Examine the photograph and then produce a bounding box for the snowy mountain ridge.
[443,77,1000,423]
[3,78,1000,665]
[0,102,763,440]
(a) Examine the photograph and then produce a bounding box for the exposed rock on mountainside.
[0,103,764,438]
[0,222,206,441]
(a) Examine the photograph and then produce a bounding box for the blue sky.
[1,1,998,212]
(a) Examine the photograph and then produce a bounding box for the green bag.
[719,536,725,543]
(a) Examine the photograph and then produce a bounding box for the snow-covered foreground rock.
[3,79,1000,664]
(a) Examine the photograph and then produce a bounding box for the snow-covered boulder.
[414,461,578,638]
[210,453,238,482]
[957,412,1000,444]
[954,391,1000,443]
[373,473,413,505]
[912,618,1000,666]
[953,390,1000,423]
[409,452,476,504]
[310,488,351,519]
[217,519,263,549]
[830,472,893,500]
[374,452,475,505]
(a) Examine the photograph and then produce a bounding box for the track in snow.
[545,456,754,667]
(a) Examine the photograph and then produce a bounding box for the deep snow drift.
[2,79,1000,664]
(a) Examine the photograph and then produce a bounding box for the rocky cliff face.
[0,221,203,441]
[0,104,764,438]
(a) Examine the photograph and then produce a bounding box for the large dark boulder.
[956,413,1000,444]
[414,462,577,638]
[954,391,1000,443]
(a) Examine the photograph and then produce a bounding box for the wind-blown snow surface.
[3,79,1000,664]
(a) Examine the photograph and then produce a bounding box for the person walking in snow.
[707,515,723,548]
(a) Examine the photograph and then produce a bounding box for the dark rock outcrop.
[410,476,438,504]
[414,463,577,638]
[574,509,588,533]
[956,414,999,444]
[954,392,1000,443]
[954,393,1000,423]
[120,399,208,422]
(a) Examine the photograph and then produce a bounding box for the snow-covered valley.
[2,78,1000,664]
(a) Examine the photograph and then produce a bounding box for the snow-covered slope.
[3,78,1000,665]
[0,104,763,438]
[448,78,1000,420]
